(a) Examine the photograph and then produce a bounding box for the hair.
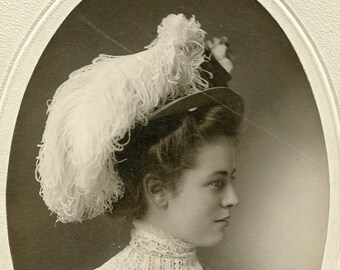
[112,98,244,220]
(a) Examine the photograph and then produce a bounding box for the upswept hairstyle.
[114,97,244,219]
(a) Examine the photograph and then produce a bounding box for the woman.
[36,14,244,270]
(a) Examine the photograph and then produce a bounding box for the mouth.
[215,216,230,224]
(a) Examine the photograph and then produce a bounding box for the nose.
[221,182,239,208]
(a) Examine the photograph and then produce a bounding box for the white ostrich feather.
[35,14,208,223]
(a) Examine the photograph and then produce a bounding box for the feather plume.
[35,14,208,223]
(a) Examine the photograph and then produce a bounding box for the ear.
[143,173,168,208]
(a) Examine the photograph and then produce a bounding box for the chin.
[196,231,226,247]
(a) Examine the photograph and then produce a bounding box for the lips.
[215,216,230,223]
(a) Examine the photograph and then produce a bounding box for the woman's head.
[115,96,244,246]
[156,135,238,247]
[36,14,243,226]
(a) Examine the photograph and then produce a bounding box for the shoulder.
[94,256,118,270]
[94,246,132,270]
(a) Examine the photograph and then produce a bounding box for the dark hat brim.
[149,87,243,121]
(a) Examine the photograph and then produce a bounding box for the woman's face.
[164,136,239,247]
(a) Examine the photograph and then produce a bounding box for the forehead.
[195,137,236,170]
[183,136,236,179]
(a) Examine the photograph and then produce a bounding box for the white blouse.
[96,220,204,270]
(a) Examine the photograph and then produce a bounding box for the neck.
[98,219,204,270]
[141,211,187,246]
[130,219,197,257]
[141,211,170,234]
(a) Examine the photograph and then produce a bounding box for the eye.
[209,179,225,189]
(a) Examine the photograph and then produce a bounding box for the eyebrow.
[210,168,236,177]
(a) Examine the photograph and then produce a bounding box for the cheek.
[168,192,226,247]
[170,189,221,227]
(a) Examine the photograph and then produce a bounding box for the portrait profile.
[2,0,336,270]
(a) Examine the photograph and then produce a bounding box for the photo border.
[0,1,339,269]
[258,1,340,270]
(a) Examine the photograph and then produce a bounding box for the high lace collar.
[130,220,197,258]
[96,220,204,270]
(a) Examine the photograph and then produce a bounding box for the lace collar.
[96,220,204,270]
[130,220,197,259]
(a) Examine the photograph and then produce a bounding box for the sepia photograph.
[1,0,339,270]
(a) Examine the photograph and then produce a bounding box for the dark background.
[7,0,328,269]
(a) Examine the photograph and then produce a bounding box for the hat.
[35,14,240,223]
